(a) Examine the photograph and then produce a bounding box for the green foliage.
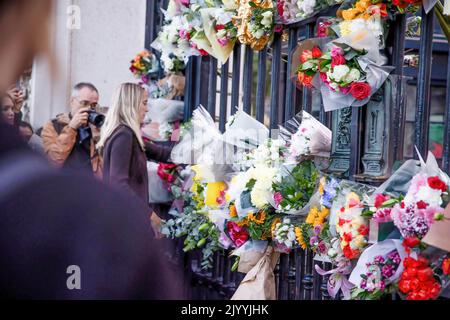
[272,161,319,212]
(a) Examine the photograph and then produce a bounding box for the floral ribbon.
[315,264,354,300]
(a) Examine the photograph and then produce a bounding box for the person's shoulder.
[111,125,134,140]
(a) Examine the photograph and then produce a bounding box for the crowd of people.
[0,0,183,299]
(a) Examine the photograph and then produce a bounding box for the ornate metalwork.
[328,107,352,177]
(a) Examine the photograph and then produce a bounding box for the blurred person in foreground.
[41,82,103,178]
[0,0,184,299]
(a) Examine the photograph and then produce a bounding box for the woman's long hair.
[97,83,145,152]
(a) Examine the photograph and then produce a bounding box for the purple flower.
[310,236,318,246]
[317,241,327,254]
[360,279,367,289]
[314,225,322,235]
[374,255,385,265]
[381,265,394,278]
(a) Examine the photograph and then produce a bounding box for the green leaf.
[248,1,257,7]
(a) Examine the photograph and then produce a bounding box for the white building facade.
[29,0,148,129]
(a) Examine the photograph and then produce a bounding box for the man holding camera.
[42,82,103,178]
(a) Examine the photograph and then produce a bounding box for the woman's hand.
[150,212,163,239]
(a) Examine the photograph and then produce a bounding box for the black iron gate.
[147,2,450,300]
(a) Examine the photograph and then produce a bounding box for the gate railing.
[147,3,450,300]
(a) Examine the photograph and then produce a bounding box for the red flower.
[358,225,369,237]
[416,200,428,209]
[349,82,371,101]
[226,221,249,248]
[331,55,346,67]
[298,72,313,87]
[428,176,447,192]
[312,46,322,59]
[403,237,421,248]
[400,201,405,209]
[215,24,225,31]
[300,49,313,63]
[343,232,352,243]
[343,246,359,260]
[198,49,209,56]
[277,0,284,17]
[374,194,390,209]
[442,258,450,275]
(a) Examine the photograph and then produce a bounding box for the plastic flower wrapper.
[291,31,394,112]
[147,162,176,204]
[279,110,332,161]
[270,160,320,215]
[235,0,276,51]
[142,98,184,142]
[349,239,413,300]
[316,16,340,38]
[170,106,235,177]
[276,0,331,24]
[388,149,450,242]
[200,6,238,64]
[239,138,287,169]
[230,239,269,273]
[223,107,270,152]
[147,74,186,100]
[335,0,389,48]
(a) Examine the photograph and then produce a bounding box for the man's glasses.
[76,98,99,110]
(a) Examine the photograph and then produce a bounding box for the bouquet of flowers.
[336,0,388,48]
[273,217,298,253]
[129,50,159,84]
[390,172,448,241]
[280,111,332,161]
[235,0,276,51]
[200,6,238,64]
[349,239,409,300]
[398,255,442,300]
[316,16,339,38]
[291,32,393,111]
[271,160,319,214]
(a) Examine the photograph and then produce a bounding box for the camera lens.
[88,111,105,128]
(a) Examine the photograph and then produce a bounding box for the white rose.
[344,68,361,83]
[331,65,350,82]
[254,29,265,39]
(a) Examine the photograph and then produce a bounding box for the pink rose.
[331,55,346,67]
[330,46,344,58]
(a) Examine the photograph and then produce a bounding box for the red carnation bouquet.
[398,256,442,300]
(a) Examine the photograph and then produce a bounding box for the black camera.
[87,110,105,128]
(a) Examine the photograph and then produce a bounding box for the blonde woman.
[98,83,170,237]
